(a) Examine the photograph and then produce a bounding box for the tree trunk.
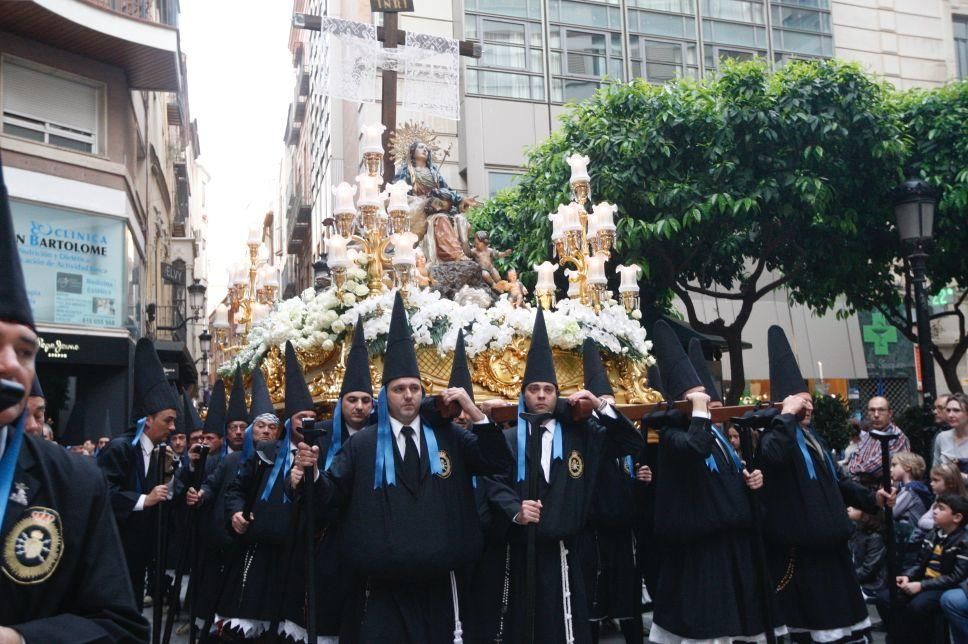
[721,328,747,406]
[934,347,966,395]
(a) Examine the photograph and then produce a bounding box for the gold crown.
[29,510,55,524]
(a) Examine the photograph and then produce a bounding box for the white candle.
[332,182,357,214]
[230,261,248,287]
[534,261,557,290]
[326,235,350,268]
[566,153,590,184]
[385,180,411,212]
[212,303,230,329]
[251,302,269,324]
[560,203,581,233]
[616,264,641,293]
[247,225,262,246]
[357,174,382,207]
[565,269,580,298]
[548,210,563,241]
[360,123,386,155]
[263,264,280,288]
[818,361,824,382]
[587,254,607,285]
[390,232,418,266]
[592,202,617,231]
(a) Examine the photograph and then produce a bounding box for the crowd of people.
[4,150,968,644]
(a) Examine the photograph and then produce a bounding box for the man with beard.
[293,292,511,643]
[484,309,644,644]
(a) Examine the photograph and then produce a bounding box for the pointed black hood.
[341,322,373,397]
[768,325,808,400]
[448,329,474,402]
[284,341,315,420]
[523,307,557,388]
[203,380,226,437]
[171,384,188,435]
[133,338,179,418]
[0,152,35,331]
[183,390,203,433]
[249,365,275,418]
[381,291,421,385]
[582,337,613,397]
[687,338,721,403]
[225,367,248,424]
[650,320,701,400]
[30,376,44,399]
[647,364,668,401]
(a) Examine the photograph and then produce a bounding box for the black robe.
[2,432,149,642]
[484,403,643,644]
[580,450,643,623]
[314,409,511,643]
[283,419,365,642]
[650,417,779,642]
[217,441,295,628]
[97,432,163,610]
[758,413,878,635]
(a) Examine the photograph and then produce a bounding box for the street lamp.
[892,174,939,406]
[198,329,212,354]
[187,279,207,317]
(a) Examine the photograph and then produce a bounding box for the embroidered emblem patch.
[3,507,64,585]
[438,450,452,479]
[622,458,632,476]
[568,450,584,479]
[8,482,28,506]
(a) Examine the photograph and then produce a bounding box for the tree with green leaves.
[472,59,907,404]
[842,82,968,394]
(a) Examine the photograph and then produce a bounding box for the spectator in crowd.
[848,506,887,602]
[892,452,933,566]
[839,419,863,468]
[890,495,968,642]
[915,462,968,539]
[935,393,952,428]
[846,396,911,488]
[933,393,968,475]
[726,425,741,453]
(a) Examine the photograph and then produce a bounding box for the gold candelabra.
[216,233,280,356]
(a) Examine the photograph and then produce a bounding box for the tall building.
[0,0,208,440]
[278,0,968,403]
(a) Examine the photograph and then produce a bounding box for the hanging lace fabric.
[400,31,460,121]
[313,16,379,104]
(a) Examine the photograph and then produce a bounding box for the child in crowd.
[892,452,933,565]
[916,462,968,537]
[891,495,968,642]
[848,506,887,601]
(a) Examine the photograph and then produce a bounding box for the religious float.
[215,122,660,406]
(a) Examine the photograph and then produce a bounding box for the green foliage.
[895,404,938,464]
[811,394,851,452]
[470,59,908,402]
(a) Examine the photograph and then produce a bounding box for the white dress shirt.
[0,425,8,461]
[133,433,154,512]
[389,416,421,458]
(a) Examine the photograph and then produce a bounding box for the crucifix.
[294,4,482,184]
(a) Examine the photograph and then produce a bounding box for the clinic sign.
[12,201,125,328]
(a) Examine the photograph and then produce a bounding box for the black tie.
[401,426,420,487]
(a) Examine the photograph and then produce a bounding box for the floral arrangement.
[219,277,654,377]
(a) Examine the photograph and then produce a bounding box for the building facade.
[1,0,208,441]
[277,0,968,404]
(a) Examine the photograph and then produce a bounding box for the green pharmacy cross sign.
[863,312,899,356]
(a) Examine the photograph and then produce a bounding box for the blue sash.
[0,413,27,525]
[515,395,562,483]
[373,389,441,488]
[705,424,743,473]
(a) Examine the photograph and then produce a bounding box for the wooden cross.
[294,7,482,184]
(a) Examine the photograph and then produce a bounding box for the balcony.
[297,64,310,97]
[0,0,181,91]
[284,102,302,146]
[286,180,312,255]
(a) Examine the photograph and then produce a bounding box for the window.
[488,170,521,196]
[630,37,699,82]
[1,59,101,154]
[770,1,833,58]
[955,15,968,80]
[465,13,545,100]
[550,26,624,101]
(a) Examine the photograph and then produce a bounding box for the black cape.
[3,432,148,642]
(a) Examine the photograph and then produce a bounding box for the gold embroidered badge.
[568,450,584,479]
[438,450,452,479]
[3,507,63,585]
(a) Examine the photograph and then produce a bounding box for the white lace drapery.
[314,16,379,104]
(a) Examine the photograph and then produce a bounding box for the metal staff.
[732,412,777,644]
[870,429,899,605]
[198,450,274,644]
[151,444,170,644]
[163,445,209,644]
[519,411,553,644]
